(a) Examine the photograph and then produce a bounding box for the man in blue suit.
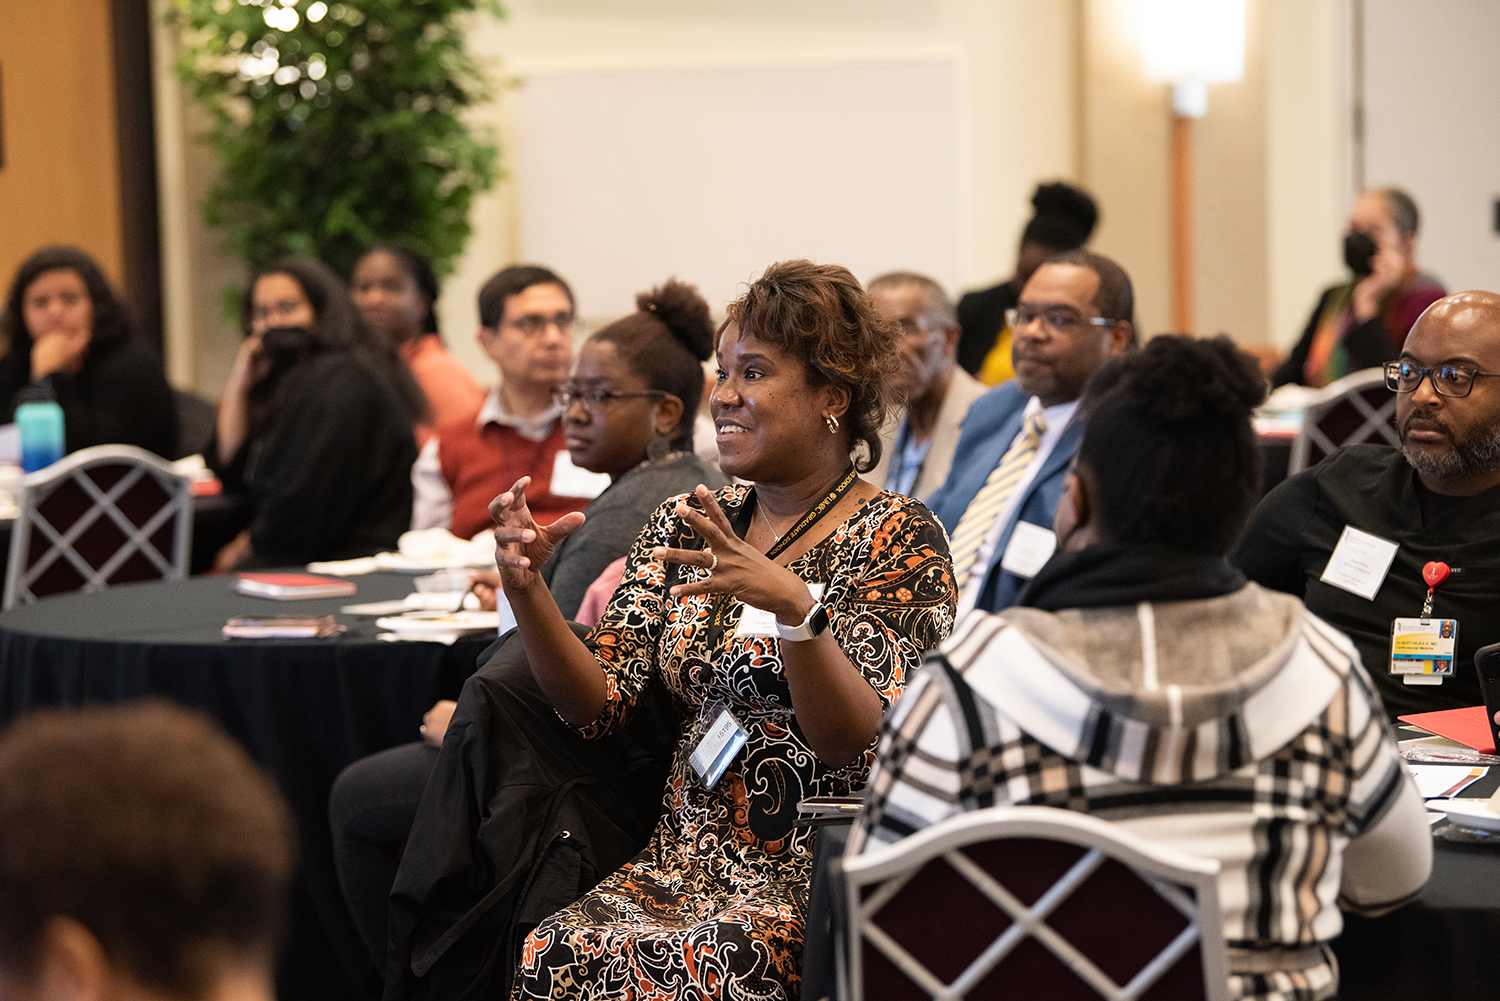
[927,249,1136,614]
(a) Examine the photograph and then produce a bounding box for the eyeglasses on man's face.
[552,385,668,412]
[506,311,575,337]
[1384,359,1500,398]
[1006,305,1118,335]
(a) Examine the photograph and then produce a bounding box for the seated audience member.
[211,257,426,569]
[0,701,294,1001]
[1238,290,1500,718]
[927,249,1135,616]
[956,182,1099,384]
[1273,187,1444,388]
[0,246,177,458]
[392,260,952,1001]
[411,265,605,539]
[330,279,728,970]
[866,272,986,501]
[351,243,485,444]
[853,335,1432,1001]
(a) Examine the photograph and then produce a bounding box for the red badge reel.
[1422,561,1450,617]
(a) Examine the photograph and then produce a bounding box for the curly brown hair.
[721,260,900,472]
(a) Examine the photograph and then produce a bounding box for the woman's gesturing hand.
[488,476,586,592]
[653,485,813,624]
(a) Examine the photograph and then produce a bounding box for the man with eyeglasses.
[926,249,1135,616]
[411,265,608,539]
[865,271,987,501]
[1237,291,1500,718]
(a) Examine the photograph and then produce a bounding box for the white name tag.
[1319,526,1399,601]
[550,450,611,499]
[736,583,826,638]
[688,706,749,788]
[1000,520,1058,580]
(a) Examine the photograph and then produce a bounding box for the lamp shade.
[1140,0,1246,84]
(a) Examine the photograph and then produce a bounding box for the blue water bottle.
[15,384,65,473]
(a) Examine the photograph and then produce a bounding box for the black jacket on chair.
[384,623,683,1001]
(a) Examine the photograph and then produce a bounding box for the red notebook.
[236,573,357,601]
[1397,705,1496,754]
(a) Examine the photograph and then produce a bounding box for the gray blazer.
[870,367,987,502]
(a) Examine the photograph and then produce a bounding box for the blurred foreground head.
[0,701,294,1001]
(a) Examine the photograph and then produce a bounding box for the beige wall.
[155,0,1355,393]
[0,0,124,301]
[1081,0,1346,350]
[436,0,1085,382]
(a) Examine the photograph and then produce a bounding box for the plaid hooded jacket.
[851,583,1432,1001]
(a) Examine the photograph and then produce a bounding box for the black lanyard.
[707,465,860,636]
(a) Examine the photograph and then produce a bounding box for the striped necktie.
[948,411,1047,594]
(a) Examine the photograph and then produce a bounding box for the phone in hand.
[1473,642,1500,755]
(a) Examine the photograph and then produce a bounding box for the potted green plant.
[173,0,500,277]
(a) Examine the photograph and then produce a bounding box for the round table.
[0,571,494,1001]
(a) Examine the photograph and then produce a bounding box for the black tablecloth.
[1332,765,1500,1000]
[0,572,492,1001]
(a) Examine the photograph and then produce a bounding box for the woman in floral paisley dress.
[490,260,956,1000]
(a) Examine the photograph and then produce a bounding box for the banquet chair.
[1288,368,1398,474]
[834,805,1228,1001]
[4,445,193,609]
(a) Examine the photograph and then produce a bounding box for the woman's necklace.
[757,498,785,542]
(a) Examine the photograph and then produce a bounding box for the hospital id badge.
[688,704,748,789]
[1390,617,1458,685]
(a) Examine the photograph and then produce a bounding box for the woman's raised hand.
[653,485,813,623]
[488,476,587,592]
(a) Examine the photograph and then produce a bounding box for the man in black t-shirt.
[1236,291,1500,719]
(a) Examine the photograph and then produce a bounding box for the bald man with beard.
[1236,291,1500,718]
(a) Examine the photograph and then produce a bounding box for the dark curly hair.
[1076,334,1267,554]
[593,278,715,450]
[721,260,900,472]
[3,246,132,360]
[0,701,294,998]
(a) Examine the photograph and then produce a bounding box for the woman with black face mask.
[210,258,428,570]
[1272,187,1445,389]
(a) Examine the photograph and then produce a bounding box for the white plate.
[375,611,499,635]
[1437,801,1500,833]
[341,600,412,616]
[376,552,491,572]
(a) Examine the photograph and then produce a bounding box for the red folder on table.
[1397,705,1495,754]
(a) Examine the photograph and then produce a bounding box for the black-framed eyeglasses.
[1005,305,1118,334]
[552,385,668,412]
[506,311,575,336]
[1383,360,1500,398]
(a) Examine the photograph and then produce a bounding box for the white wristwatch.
[776,601,830,642]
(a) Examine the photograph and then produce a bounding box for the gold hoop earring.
[824,413,839,434]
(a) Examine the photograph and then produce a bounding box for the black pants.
[328,741,439,967]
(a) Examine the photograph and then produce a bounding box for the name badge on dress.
[736,583,826,638]
[1319,526,1399,600]
[999,521,1057,580]
[549,450,611,499]
[689,705,749,789]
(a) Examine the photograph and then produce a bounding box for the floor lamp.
[1140,0,1247,335]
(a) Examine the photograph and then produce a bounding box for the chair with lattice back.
[1288,368,1399,474]
[834,805,1228,1001]
[3,445,193,609]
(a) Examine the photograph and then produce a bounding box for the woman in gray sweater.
[329,279,726,970]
